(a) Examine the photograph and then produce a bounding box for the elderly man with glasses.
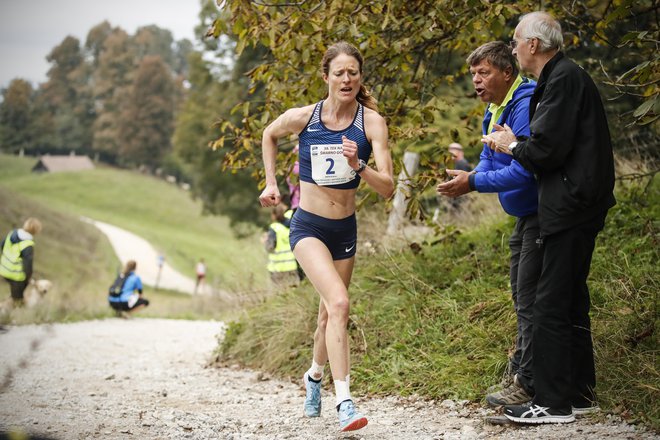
[484,11,616,425]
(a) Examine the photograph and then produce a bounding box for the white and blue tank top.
[297,101,372,190]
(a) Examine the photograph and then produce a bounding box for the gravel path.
[84,218,216,296]
[0,319,656,440]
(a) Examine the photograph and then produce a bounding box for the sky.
[0,0,205,88]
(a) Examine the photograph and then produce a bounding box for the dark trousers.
[4,278,28,300]
[532,213,606,409]
[509,214,542,394]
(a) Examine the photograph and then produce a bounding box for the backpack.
[108,273,129,297]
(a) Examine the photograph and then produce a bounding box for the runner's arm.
[361,111,394,198]
[259,107,312,207]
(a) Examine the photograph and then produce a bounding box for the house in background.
[32,154,95,173]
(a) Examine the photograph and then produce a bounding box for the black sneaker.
[504,403,575,424]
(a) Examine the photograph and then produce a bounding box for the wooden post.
[387,151,420,235]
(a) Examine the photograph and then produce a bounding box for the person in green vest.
[263,203,299,289]
[0,217,42,307]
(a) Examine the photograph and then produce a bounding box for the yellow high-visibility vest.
[0,231,33,282]
[267,222,297,273]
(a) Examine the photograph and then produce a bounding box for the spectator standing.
[195,258,206,294]
[484,11,616,424]
[448,143,472,172]
[437,41,540,406]
[0,217,42,307]
[263,204,299,289]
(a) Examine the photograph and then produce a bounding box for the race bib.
[310,144,356,186]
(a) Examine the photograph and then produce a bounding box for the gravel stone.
[0,319,657,440]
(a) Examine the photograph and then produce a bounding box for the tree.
[0,79,34,153]
[92,28,135,160]
[206,0,658,222]
[133,25,175,69]
[118,55,176,169]
[173,47,266,232]
[36,36,93,154]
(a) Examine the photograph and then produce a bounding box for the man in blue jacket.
[485,11,615,424]
[437,41,539,406]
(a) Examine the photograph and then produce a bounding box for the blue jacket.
[468,78,538,218]
[108,272,142,303]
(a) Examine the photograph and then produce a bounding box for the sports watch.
[355,159,367,174]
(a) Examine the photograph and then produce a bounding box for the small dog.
[24,278,52,307]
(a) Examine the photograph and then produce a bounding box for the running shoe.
[337,399,368,432]
[303,373,322,417]
[504,403,575,424]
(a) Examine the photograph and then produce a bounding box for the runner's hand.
[259,183,281,207]
[342,135,359,170]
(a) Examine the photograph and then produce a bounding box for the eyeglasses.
[510,38,532,49]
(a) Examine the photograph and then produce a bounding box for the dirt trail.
[84,218,216,296]
[0,319,656,440]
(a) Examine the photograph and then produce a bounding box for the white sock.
[306,360,324,381]
[334,377,351,407]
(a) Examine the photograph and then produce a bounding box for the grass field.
[0,154,267,295]
[0,153,271,324]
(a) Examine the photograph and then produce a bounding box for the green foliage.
[172,42,269,231]
[204,0,658,223]
[210,0,519,171]
[0,21,192,170]
[218,175,659,428]
[0,79,34,153]
[118,55,176,169]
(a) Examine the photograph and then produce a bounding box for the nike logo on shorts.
[345,244,355,253]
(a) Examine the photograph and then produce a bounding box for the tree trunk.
[387,151,420,235]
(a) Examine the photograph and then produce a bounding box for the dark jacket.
[470,78,538,218]
[512,52,615,236]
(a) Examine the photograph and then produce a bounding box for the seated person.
[108,260,149,315]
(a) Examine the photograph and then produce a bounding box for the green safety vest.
[0,231,33,281]
[267,222,298,273]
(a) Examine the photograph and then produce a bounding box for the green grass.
[0,184,240,324]
[218,168,659,429]
[0,185,117,324]
[0,154,267,294]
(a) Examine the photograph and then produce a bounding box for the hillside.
[0,186,118,323]
[0,154,267,294]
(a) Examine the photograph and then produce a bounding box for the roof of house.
[32,155,95,173]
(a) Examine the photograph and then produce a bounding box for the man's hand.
[436,169,473,198]
[481,123,516,155]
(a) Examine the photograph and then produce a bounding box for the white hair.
[519,12,563,52]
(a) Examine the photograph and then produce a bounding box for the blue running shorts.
[290,207,357,260]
